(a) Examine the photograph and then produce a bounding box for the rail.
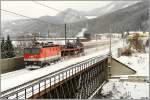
[1,54,109,99]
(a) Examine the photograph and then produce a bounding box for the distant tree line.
[1,35,15,59]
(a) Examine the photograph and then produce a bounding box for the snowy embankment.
[115,52,149,76]
[101,47,149,99]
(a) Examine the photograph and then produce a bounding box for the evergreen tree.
[4,35,15,58]
[1,37,5,58]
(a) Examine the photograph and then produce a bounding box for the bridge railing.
[1,54,108,99]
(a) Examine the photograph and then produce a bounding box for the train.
[24,38,84,69]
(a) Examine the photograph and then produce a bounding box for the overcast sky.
[1,1,113,21]
[1,1,139,21]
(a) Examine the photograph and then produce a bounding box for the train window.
[24,48,40,54]
[32,48,40,54]
[24,48,31,54]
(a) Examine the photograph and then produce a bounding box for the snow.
[100,47,149,99]
[1,39,123,92]
[75,28,87,38]
[1,69,30,80]
[114,52,149,76]
[85,16,97,19]
[101,79,149,99]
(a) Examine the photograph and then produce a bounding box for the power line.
[1,9,33,19]
[32,1,70,39]
[32,1,85,27]
[32,1,61,12]
[1,9,59,26]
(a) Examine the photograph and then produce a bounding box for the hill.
[1,1,149,38]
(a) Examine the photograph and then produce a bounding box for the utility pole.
[108,24,112,79]
[65,23,67,45]
[48,29,50,38]
[109,25,112,56]
[95,34,98,50]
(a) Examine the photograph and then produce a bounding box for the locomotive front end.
[24,48,42,69]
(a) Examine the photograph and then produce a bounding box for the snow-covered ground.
[115,52,149,76]
[1,69,30,80]
[100,47,149,99]
[1,39,122,92]
[100,79,149,99]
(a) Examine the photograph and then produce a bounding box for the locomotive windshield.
[24,48,40,54]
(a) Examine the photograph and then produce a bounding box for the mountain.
[1,8,87,38]
[38,16,64,24]
[79,1,139,16]
[67,0,149,37]
[1,1,149,38]
[88,0,149,34]
[56,8,87,23]
[38,9,88,24]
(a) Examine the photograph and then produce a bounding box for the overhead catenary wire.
[1,9,60,26]
[32,1,79,25]
[32,1,71,41]
[32,1,61,12]
[1,2,85,38]
[32,1,65,39]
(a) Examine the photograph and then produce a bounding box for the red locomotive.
[24,43,61,69]
[24,37,84,69]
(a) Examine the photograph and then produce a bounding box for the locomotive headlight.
[25,62,27,65]
[34,62,37,64]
